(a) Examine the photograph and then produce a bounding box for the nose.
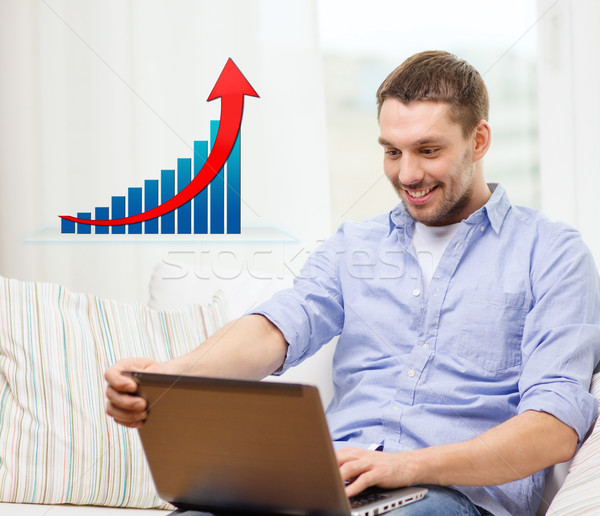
[398,153,424,187]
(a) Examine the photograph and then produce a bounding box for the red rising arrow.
[59,58,259,227]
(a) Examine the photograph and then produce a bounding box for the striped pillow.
[0,276,225,508]
[546,371,600,515]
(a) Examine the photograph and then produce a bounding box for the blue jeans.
[388,485,492,516]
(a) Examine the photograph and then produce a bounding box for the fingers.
[336,446,365,466]
[336,447,405,498]
[345,471,378,498]
[337,448,376,497]
[105,384,147,428]
[104,357,156,393]
[104,357,159,428]
[105,384,146,413]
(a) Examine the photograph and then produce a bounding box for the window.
[317,0,539,228]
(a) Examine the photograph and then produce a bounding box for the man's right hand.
[104,357,166,428]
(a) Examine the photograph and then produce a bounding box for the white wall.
[537,0,600,265]
[0,0,330,302]
[3,0,599,303]
[318,1,541,228]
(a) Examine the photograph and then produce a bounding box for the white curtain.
[0,0,330,301]
[537,0,600,265]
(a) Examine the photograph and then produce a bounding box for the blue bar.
[177,158,192,234]
[161,170,175,234]
[76,212,91,234]
[61,218,75,234]
[95,207,109,234]
[194,140,208,234]
[145,179,159,234]
[210,120,224,234]
[227,131,241,234]
[128,187,143,234]
[111,196,126,234]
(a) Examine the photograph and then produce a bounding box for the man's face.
[379,99,485,226]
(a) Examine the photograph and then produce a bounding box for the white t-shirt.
[412,221,462,292]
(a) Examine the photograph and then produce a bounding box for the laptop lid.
[128,372,426,516]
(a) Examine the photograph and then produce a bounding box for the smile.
[400,185,439,207]
[408,188,432,198]
[405,186,437,199]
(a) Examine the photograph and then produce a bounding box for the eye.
[420,148,439,156]
[384,148,400,158]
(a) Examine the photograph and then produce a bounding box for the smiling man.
[378,100,491,227]
[105,51,600,516]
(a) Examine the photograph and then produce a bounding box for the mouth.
[403,185,438,205]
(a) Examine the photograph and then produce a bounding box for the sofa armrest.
[544,371,600,515]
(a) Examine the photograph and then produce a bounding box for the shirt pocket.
[457,289,530,373]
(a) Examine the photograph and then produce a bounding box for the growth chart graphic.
[60,58,259,235]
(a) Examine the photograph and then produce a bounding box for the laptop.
[127,371,427,516]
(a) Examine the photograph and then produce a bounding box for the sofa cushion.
[0,276,225,508]
[546,371,600,514]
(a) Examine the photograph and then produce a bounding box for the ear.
[471,119,491,162]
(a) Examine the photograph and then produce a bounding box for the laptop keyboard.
[349,489,389,509]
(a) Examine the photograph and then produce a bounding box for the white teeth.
[408,187,433,198]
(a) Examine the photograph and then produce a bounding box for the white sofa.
[0,503,169,516]
[0,256,598,515]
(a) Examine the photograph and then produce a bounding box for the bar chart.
[60,120,242,235]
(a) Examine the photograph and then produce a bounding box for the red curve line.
[59,58,259,227]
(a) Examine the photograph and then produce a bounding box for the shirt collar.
[481,183,511,233]
[388,183,511,235]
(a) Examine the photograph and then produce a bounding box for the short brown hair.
[376,50,489,136]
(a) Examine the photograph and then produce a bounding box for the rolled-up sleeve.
[250,227,347,374]
[518,224,600,441]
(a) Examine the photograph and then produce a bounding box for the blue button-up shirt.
[253,184,600,516]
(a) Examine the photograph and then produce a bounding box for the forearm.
[339,410,578,497]
[105,314,288,428]
[410,410,577,486]
[163,314,288,380]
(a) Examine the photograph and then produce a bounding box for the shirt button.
[423,342,430,350]
[413,288,421,297]
[480,225,485,232]
[407,369,415,378]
